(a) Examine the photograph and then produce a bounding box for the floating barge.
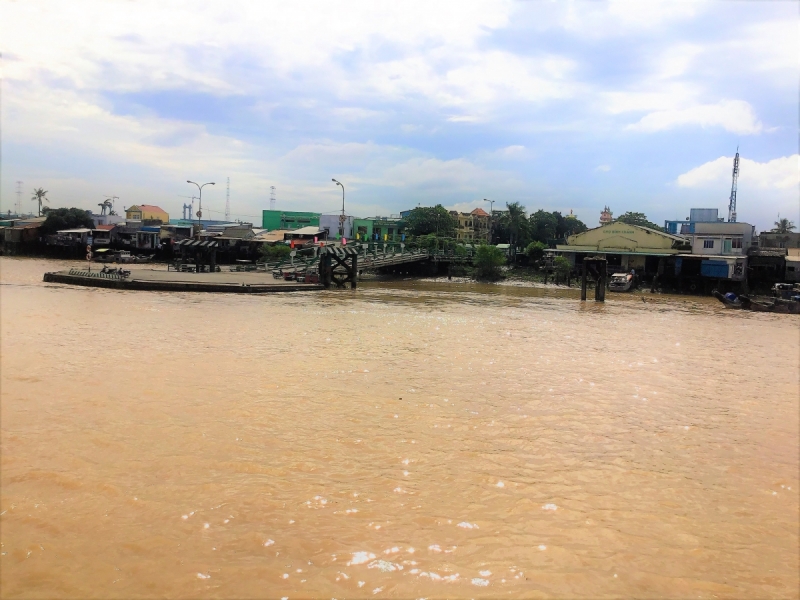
[43,267,325,294]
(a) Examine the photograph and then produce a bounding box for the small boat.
[713,290,743,309]
[609,272,635,292]
[740,296,800,314]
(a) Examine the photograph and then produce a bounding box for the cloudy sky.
[1,0,797,230]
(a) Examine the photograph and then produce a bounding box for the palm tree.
[772,217,796,233]
[501,201,528,247]
[31,188,48,216]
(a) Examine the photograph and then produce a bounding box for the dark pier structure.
[581,256,607,302]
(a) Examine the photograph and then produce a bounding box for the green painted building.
[353,217,407,242]
[262,210,320,231]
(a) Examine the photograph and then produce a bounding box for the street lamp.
[187,180,215,234]
[484,198,495,244]
[332,178,345,238]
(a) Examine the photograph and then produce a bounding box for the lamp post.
[332,178,345,238]
[187,180,215,234]
[484,198,495,244]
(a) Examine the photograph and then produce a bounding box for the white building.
[686,222,755,256]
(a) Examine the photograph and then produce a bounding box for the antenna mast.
[225,177,230,221]
[728,147,739,223]
[15,181,22,215]
[270,186,276,211]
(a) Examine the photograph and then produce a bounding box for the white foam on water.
[479,570,491,576]
[337,571,349,580]
[443,574,459,582]
[203,523,210,529]
[407,547,415,553]
[496,481,505,488]
[403,471,410,476]
[428,544,442,552]
[358,581,365,587]
[538,544,547,551]
[289,520,295,524]
[348,551,376,566]
[197,573,210,579]
[345,509,358,514]
[402,458,410,465]
[472,578,489,586]
[384,547,400,554]
[542,503,558,511]
[394,414,398,419]
[373,587,383,594]
[368,559,401,572]
[264,539,275,547]
[457,521,478,529]
[282,573,289,579]
[224,519,229,524]
[182,515,188,520]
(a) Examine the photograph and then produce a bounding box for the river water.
[1,257,798,599]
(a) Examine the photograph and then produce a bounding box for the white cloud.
[595,165,611,172]
[626,100,762,134]
[677,155,799,190]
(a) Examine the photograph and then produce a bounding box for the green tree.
[525,241,547,263]
[258,244,291,262]
[31,187,49,216]
[499,201,528,247]
[40,207,94,234]
[529,210,558,243]
[405,205,457,236]
[473,244,506,280]
[772,217,796,233]
[616,211,664,231]
[553,256,571,276]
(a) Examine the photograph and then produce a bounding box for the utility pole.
[332,178,345,238]
[270,186,276,211]
[225,177,230,221]
[16,181,22,216]
[728,147,739,223]
[484,198,495,244]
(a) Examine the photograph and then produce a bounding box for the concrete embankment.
[43,268,324,293]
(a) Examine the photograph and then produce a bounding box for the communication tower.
[270,186,276,211]
[225,177,231,221]
[728,147,739,223]
[16,181,23,215]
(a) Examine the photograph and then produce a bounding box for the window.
[703,239,714,249]
[732,238,742,249]
[723,239,732,253]
[788,266,796,272]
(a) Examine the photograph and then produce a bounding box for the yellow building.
[126,204,169,223]
[556,222,688,273]
[450,208,490,243]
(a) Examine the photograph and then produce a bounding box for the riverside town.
[3,177,799,311]
[2,2,797,599]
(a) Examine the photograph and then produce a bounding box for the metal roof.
[176,239,218,248]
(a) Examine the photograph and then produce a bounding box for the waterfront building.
[320,214,354,240]
[684,221,755,256]
[352,216,407,242]
[449,208,490,243]
[664,208,726,235]
[125,204,169,223]
[262,210,320,231]
[759,232,800,249]
[555,222,687,274]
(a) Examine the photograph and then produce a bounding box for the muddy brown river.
[1,257,798,598]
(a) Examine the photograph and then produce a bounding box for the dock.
[43,268,325,293]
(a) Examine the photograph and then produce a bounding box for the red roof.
[470,208,489,216]
[95,224,116,230]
